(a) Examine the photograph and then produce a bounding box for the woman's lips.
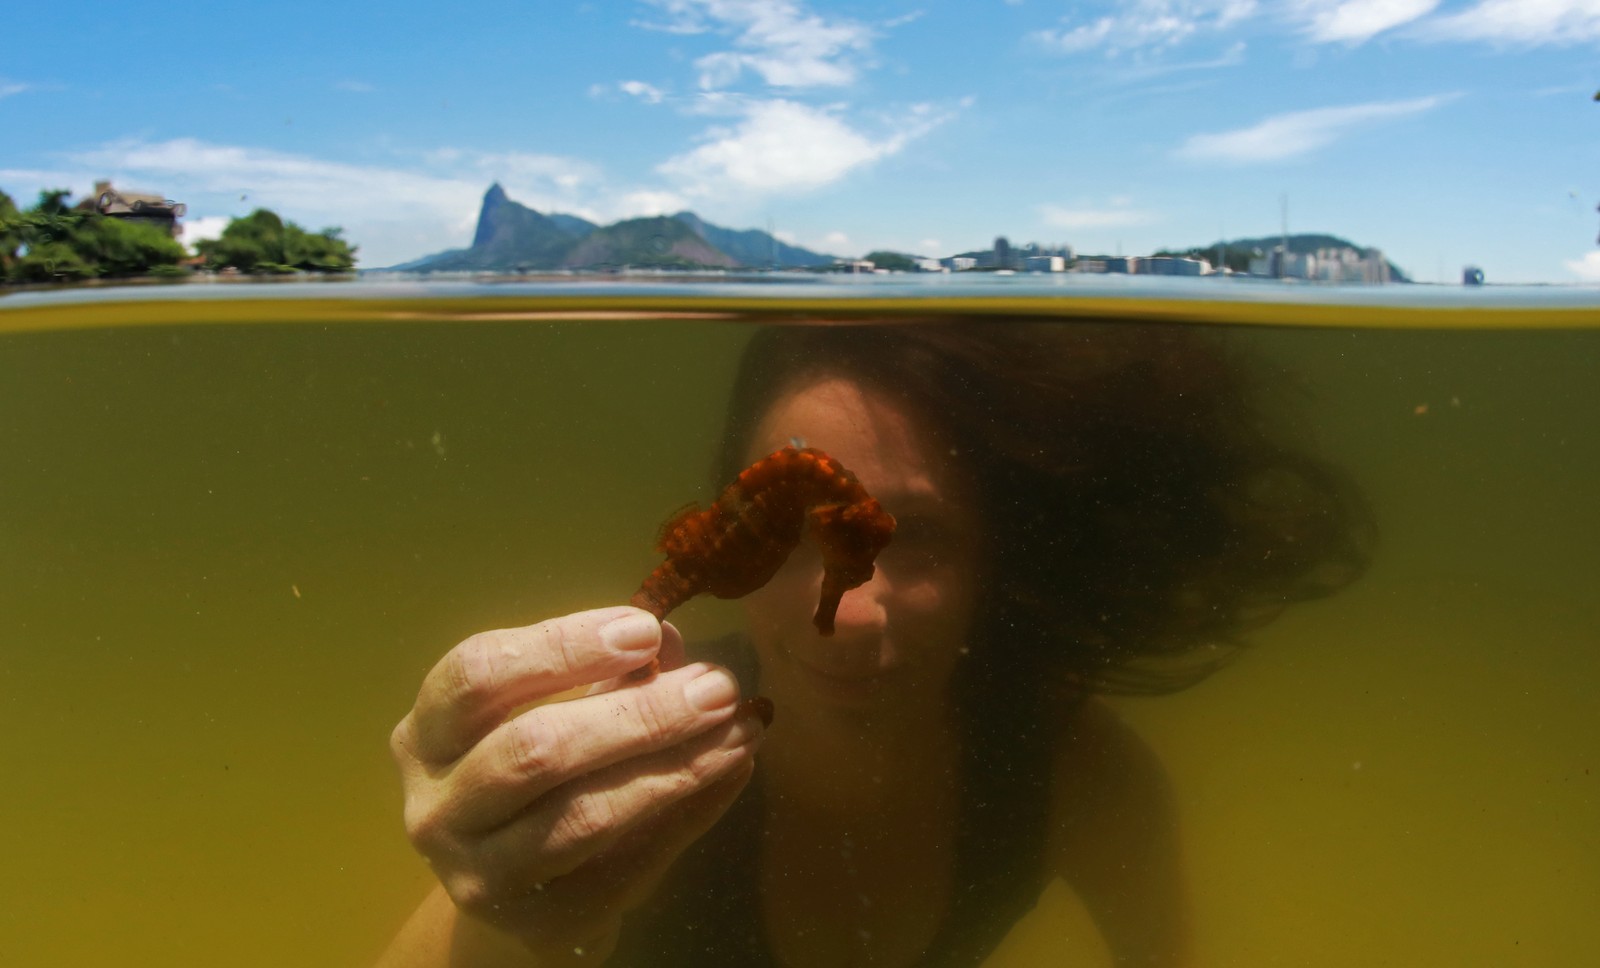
[791,641,893,680]
[803,661,887,682]
[789,647,902,703]
[796,665,887,705]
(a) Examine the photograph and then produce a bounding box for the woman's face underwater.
[741,377,984,722]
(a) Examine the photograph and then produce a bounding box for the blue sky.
[3,0,1596,282]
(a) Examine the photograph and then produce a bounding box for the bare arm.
[1048,698,1191,966]
[376,885,532,967]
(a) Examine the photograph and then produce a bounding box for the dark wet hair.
[716,319,1374,698]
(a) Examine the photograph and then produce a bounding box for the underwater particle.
[1413,403,1429,416]
[291,584,301,599]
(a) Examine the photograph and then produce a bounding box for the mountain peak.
[472,183,514,248]
[394,184,838,271]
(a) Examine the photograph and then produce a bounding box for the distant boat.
[1462,266,1485,286]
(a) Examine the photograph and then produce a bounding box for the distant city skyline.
[2,1,1596,284]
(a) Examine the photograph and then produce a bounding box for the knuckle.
[536,618,584,678]
[673,748,723,793]
[553,789,621,851]
[650,768,700,807]
[628,685,683,747]
[443,870,495,916]
[675,731,748,789]
[500,713,563,783]
[443,632,502,708]
[388,716,416,766]
[440,646,479,708]
[630,747,715,810]
[402,795,448,853]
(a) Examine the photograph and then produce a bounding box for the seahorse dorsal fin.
[655,501,704,552]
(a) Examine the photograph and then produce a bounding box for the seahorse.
[631,446,897,635]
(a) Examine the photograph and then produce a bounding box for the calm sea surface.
[2,279,1596,966]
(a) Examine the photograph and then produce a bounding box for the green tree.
[285,225,357,271]
[2,188,185,284]
[196,208,357,273]
[0,190,21,277]
[863,250,918,271]
[34,188,73,216]
[78,216,187,277]
[4,189,91,283]
[12,240,96,283]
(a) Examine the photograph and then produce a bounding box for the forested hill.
[1162,233,1409,280]
[388,184,836,271]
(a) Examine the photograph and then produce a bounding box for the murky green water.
[2,285,1596,966]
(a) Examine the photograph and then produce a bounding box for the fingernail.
[684,667,738,712]
[599,610,659,653]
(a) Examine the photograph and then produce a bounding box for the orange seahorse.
[631,445,897,635]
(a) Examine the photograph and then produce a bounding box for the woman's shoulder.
[1047,696,1179,865]
[1046,696,1191,962]
[1049,697,1172,808]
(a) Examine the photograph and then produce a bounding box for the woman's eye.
[896,517,950,544]
[890,518,955,568]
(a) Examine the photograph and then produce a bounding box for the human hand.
[389,606,766,963]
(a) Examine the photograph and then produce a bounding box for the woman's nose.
[829,567,891,633]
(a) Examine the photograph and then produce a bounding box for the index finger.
[404,606,662,765]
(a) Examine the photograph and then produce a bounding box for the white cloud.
[613,3,955,206]
[658,98,956,196]
[1036,0,1600,53]
[1,138,622,267]
[456,150,600,193]
[1032,1,1257,56]
[1,79,30,100]
[822,230,852,251]
[60,139,602,232]
[1531,83,1593,97]
[620,80,666,103]
[1117,39,1249,76]
[681,90,750,116]
[639,0,876,89]
[1175,94,1454,163]
[178,215,230,250]
[1293,0,1439,43]
[1040,17,1115,52]
[0,168,98,194]
[1565,251,1600,281]
[1041,203,1158,229]
[334,79,377,93]
[65,138,481,223]
[616,188,691,216]
[1420,0,1600,45]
